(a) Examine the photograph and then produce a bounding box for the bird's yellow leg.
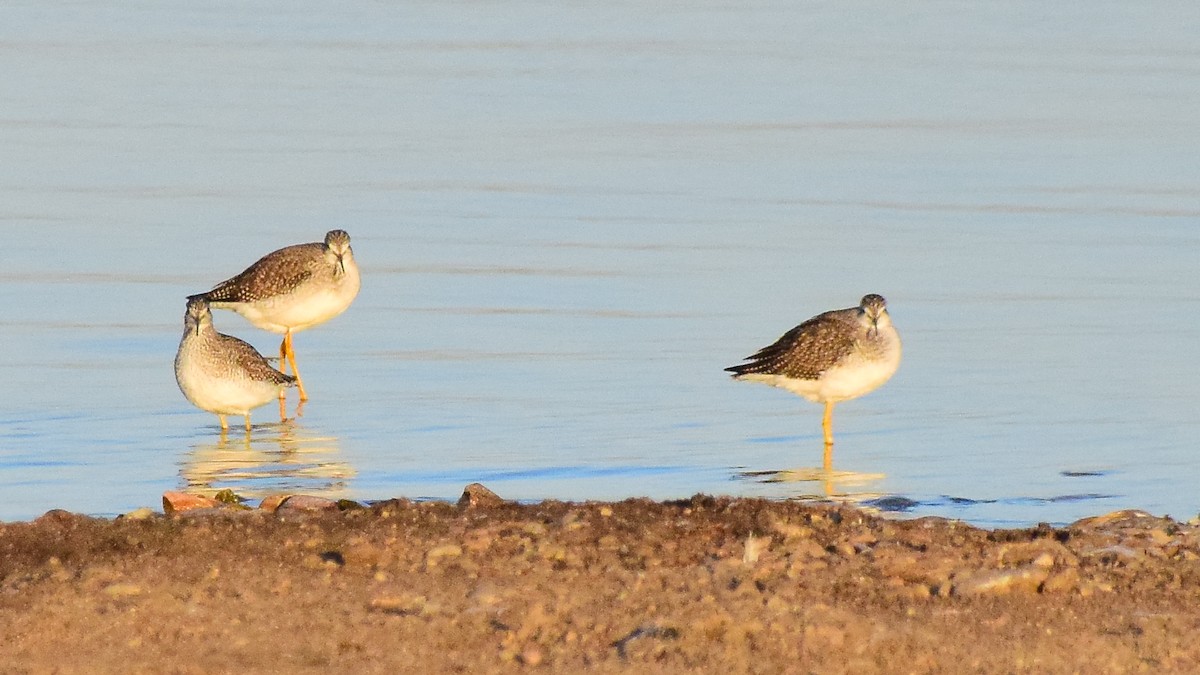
[218,414,228,432]
[244,414,252,433]
[278,395,287,423]
[277,336,289,402]
[284,331,309,401]
[822,401,834,472]
[279,337,289,375]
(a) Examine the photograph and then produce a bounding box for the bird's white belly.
[740,345,900,404]
[810,357,899,402]
[230,275,360,333]
[177,355,279,415]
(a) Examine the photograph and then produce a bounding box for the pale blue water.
[2,2,1199,526]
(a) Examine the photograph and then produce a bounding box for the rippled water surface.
[2,2,1199,525]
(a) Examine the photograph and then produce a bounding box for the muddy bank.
[2,489,1199,673]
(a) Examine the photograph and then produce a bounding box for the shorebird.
[726,294,901,468]
[175,297,297,433]
[188,230,360,401]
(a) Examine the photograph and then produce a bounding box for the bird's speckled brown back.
[211,333,296,386]
[196,241,325,304]
[725,306,861,381]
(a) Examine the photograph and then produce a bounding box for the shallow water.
[2,3,1199,526]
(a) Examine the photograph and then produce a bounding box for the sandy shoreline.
[2,487,1199,673]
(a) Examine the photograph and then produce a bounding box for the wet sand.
[2,488,1199,673]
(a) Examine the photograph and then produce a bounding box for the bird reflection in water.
[180,421,354,501]
[737,462,885,500]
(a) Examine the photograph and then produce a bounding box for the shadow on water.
[179,421,354,501]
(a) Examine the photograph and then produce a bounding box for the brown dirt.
[2,489,1200,673]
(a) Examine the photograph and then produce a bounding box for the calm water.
[2,3,1199,526]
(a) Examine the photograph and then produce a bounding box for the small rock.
[275,495,339,513]
[865,496,920,512]
[1070,509,1157,530]
[1082,545,1143,565]
[997,540,1076,568]
[36,509,79,525]
[121,507,156,521]
[212,488,245,505]
[259,495,290,513]
[426,544,464,566]
[174,507,242,519]
[370,594,428,616]
[162,492,222,514]
[458,483,506,508]
[953,565,1050,596]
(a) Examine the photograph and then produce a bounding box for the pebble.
[121,507,156,521]
[953,564,1050,596]
[1070,509,1158,530]
[162,492,222,514]
[275,495,339,513]
[370,594,429,616]
[458,483,506,509]
[1082,545,1143,564]
[258,495,290,513]
[997,541,1076,568]
[35,509,79,525]
[426,544,464,566]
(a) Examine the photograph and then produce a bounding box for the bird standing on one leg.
[175,297,297,433]
[725,294,901,469]
[188,229,360,403]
